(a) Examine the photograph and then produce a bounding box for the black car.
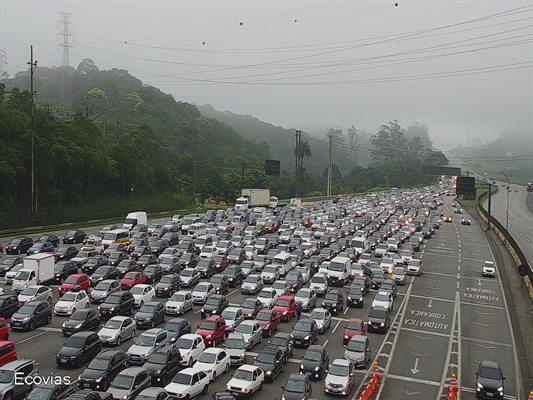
[37,234,60,247]
[90,266,121,286]
[107,252,128,267]
[142,345,182,386]
[322,289,344,315]
[196,259,216,279]
[240,298,264,320]
[210,393,237,400]
[0,294,20,319]
[78,349,129,391]
[211,274,229,295]
[201,295,229,319]
[155,274,182,297]
[55,246,79,261]
[98,291,135,319]
[285,271,304,294]
[253,345,284,382]
[371,270,385,290]
[476,360,505,399]
[380,279,397,298]
[10,300,52,331]
[27,242,55,255]
[62,309,101,336]
[290,319,318,348]
[63,230,87,244]
[150,240,169,257]
[138,254,160,269]
[134,302,166,329]
[116,259,138,278]
[224,265,243,288]
[130,246,152,261]
[127,239,149,254]
[367,307,391,333]
[82,257,109,275]
[228,249,246,265]
[56,331,102,368]
[177,241,196,256]
[0,257,23,276]
[161,232,179,246]
[282,373,313,400]
[104,243,128,257]
[299,345,329,380]
[54,260,79,283]
[5,237,34,255]
[177,253,198,270]
[164,318,192,345]
[27,383,74,400]
[144,265,164,284]
[347,279,370,308]
[64,390,113,400]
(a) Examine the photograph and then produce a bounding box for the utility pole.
[295,130,301,197]
[28,46,37,223]
[58,12,74,107]
[327,132,333,196]
[500,171,510,234]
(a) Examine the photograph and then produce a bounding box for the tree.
[370,120,407,164]
[85,88,107,110]
[406,123,432,149]
[77,59,99,75]
[294,139,312,167]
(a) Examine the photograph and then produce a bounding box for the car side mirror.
[475,372,478,376]
[281,386,285,391]
[503,377,506,380]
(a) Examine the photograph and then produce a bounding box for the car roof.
[306,345,324,353]
[107,316,131,322]
[117,367,147,376]
[237,364,259,372]
[204,315,223,322]
[140,328,166,336]
[138,388,167,396]
[348,335,368,343]
[287,372,308,381]
[68,331,96,339]
[95,349,123,360]
[480,360,502,369]
[332,358,351,367]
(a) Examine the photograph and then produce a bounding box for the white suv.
[482,261,496,278]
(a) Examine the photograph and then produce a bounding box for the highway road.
[0,196,522,400]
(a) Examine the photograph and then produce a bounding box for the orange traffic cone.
[450,372,457,389]
[372,360,381,380]
[528,389,533,400]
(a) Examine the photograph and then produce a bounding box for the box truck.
[235,189,270,211]
[12,253,55,293]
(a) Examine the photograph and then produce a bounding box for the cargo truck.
[123,211,147,230]
[235,189,270,211]
[12,253,55,293]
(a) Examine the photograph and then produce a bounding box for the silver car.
[224,333,247,365]
[344,335,371,368]
[234,320,263,350]
[98,316,136,346]
[17,285,53,305]
[294,288,317,311]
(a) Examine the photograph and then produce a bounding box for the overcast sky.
[1,0,532,148]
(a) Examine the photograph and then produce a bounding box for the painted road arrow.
[426,299,433,308]
[477,279,483,286]
[410,357,420,375]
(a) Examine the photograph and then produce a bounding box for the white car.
[165,291,194,315]
[380,258,395,275]
[226,365,265,397]
[199,246,217,259]
[192,282,215,304]
[159,247,179,260]
[240,261,259,278]
[294,288,317,311]
[164,368,210,399]
[374,244,388,257]
[406,259,423,276]
[324,358,356,396]
[221,307,245,333]
[130,284,155,307]
[18,285,53,304]
[215,241,231,255]
[400,250,413,264]
[244,246,257,260]
[482,261,496,278]
[271,280,290,296]
[241,275,264,295]
[98,316,136,346]
[174,333,206,367]
[310,307,332,333]
[309,273,328,297]
[279,231,292,243]
[261,265,281,284]
[294,266,311,283]
[257,288,279,309]
[54,290,89,316]
[372,291,394,311]
[384,252,403,266]
[193,348,231,382]
[234,320,263,350]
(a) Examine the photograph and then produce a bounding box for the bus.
[101,228,130,247]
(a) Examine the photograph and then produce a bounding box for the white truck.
[326,256,352,287]
[235,189,270,211]
[123,211,148,230]
[12,253,55,293]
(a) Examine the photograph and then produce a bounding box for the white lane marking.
[437,291,459,396]
[343,305,350,315]
[37,327,62,332]
[387,374,441,387]
[401,327,450,338]
[331,319,342,334]
[323,339,329,348]
[409,294,455,303]
[17,330,49,344]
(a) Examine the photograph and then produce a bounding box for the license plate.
[65,332,72,336]
[82,383,89,388]
[61,359,67,363]
[486,394,493,397]
[295,340,301,344]
[12,322,19,325]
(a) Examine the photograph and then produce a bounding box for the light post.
[500,171,510,233]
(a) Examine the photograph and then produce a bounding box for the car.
[322,289,344,315]
[240,261,259,279]
[344,335,371,368]
[219,307,243,334]
[392,266,407,285]
[37,234,60,247]
[127,328,169,366]
[261,265,282,284]
[164,291,194,316]
[0,257,23,277]
[63,230,87,244]
[461,217,471,225]
[143,265,164,284]
[55,246,79,261]
[153,274,181,297]
[143,345,182,386]
[5,237,34,255]
[476,360,505,399]
[62,308,100,336]
[281,373,313,400]
[294,288,317,311]
[130,284,156,308]
[212,255,230,273]
[224,333,246,366]
[192,282,215,304]
[309,307,332,334]
[0,359,39,399]
[443,215,453,222]
[89,280,120,304]
[10,299,52,331]
[199,246,218,260]
[271,280,290,296]
[225,365,265,397]
[174,333,206,367]
[26,383,74,400]
[98,316,136,346]
[256,288,279,309]
[273,295,296,322]
[406,259,423,276]
[4,264,23,285]
[400,250,413,264]
[291,318,318,348]
[343,318,366,345]
[195,315,226,347]
[241,274,264,295]
[380,257,395,275]
[72,250,102,268]
[108,367,151,400]
[482,261,496,278]
[56,331,102,368]
[211,274,230,295]
[78,349,129,391]
[18,285,53,304]
[120,271,146,291]
[164,318,192,345]
[59,274,91,295]
[253,345,284,382]
[0,340,16,365]
[0,295,20,319]
[27,241,55,255]
[98,291,135,320]
[454,207,463,214]
[90,267,121,287]
[300,344,329,381]
[309,273,328,297]
[380,279,398,298]
[54,289,90,316]
[193,348,231,382]
[235,320,263,350]
[294,266,311,283]
[84,257,110,275]
[134,302,166,329]
[196,259,217,279]
[159,257,180,274]
[240,298,264,320]
[371,269,385,289]
[180,268,201,288]
[224,265,243,287]
[201,295,229,319]
[367,307,391,333]
[256,309,281,337]
[163,367,210,400]
[285,271,304,294]
[324,359,356,396]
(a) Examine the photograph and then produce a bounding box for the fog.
[1,1,531,147]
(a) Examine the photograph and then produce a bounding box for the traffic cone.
[450,372,457,389]
[528,389,533,400]
[358,387,369,400]
[372,360,381,380]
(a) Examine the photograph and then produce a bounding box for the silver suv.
[0,359,38,400]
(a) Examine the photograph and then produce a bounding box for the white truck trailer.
[12,253,55,293]
[235,189,271,211]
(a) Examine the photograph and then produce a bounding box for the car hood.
[63,319,85,329]
[134,312,154,320]
[195,328,215,338]
[322,299,337,306]
[127,343,153,356]
[282,389,308,400]
[165,301,184,308]
[225,348,245,358]
[241,282,257,289]
[344,328,363,337]
[226,377,249,389]
[155,283,171,289]
[143,362,165,373]
[18,294,36,303]
[291,330,311,339]
[80,368,106,381]
[344,349,365,360]
[202,304,219,312]
[57,346,83,357]
[477,376,503,390]
[91,289,109,298]
[253,361,274,372]
[55,300,74,308]
[294,295,310,304]
[368,316,385,323]
[98,327,120,337]
[300,358,321,369]
[181,276,193,282]
[326,373,349,385]
[240,307,255,315]
[107,387,130,399]
[192,290,208,298]
[272,305,288,313]
[372,300,389,308]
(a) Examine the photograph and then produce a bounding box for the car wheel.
[28,321,35,331]
[17,249,21,255]
[47,297,52,304]
[151,296,155,301]
[117,336,122,346]
[101,378,109,391]
[78,355,85,368]
[129,306,134,315]
[4,392,13,400]
[131,329,136,339]
[202,384,209,395]
[47,314,52,325]
[267,328,271,337]
[150,320,155,328]
[259,335,262,344]
[225,362,229,373]
[85,302,89,308]
[259,381,264,391]
[139,300,144,307]
[188,358,193,367]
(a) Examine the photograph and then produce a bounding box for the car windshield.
[258,291,271,299]
[294,322,312,332]
[135,335,156,347]
[225,338,244,349]
[199,321,216,330]
[198,352,216,364]
[20,287,39,296]
[172,372,192,385]
[110,375,134,390]
[324,293,338,301]
[244,276,258,283]
[27,388,53,400]
[147,352,167,365]
[181,269,194,277]
[329,364,349,377]
[276,299,290,307]
[164,322,183,332]
[139,304,156,313]
[256,352,275,363]
[374,293,389,302]
[310,310,326,319]
[64,336,86,348]
[104,319,123,329]
[169,293,185,302]
[285,274,298,283]
[175,337,193,350]
[145,266,156,273]
[347,339,366,352]
[409,260,421,266]
[242,300,256,309]
[233,369,252,381]
[61,293,78,302]
[303,350,322,361]
[87,357,109,371]
[65,276,80,284]
[480,366,503,380]
[263,266,277,273]
[95,282,111,291]
[270,336,286,347]
[256,312,271,321]
[195,285,208,293]
[210,276,222,284]
[105,295,121,305]
[236,324,253,334]
[394,268,405,275]
[70,310,88,321]
[205,297,220,306]
[0,370,13,384]
[347,321,363,330]
[295,290,310,299]
[311,275,325,284]
[95,267,110,275]
[222,310,236,320]
[284,379,305,393]
[124,272,138,280]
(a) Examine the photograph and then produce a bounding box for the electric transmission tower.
[58,12,74,107]
[0,49,7,80]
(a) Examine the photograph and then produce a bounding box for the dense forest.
[0,60,448,229]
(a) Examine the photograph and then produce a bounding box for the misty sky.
[1,0,532,148]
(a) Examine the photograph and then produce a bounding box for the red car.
[120,271,146,290]
[256,309,281,337]
[343,318,366,345]
[0,243,3,254]
[264,222,277,234]
[0,318,9,340]
[58,273,90,295]
[303,218,313,228]
[0,340,16,366]
[195,315,226,347]
[213,255,229,273]
[273,295,296,322]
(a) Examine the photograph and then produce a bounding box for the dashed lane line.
[461,336,513,348]
[386,374,441,387]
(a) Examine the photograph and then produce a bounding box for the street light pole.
[500,171,510,233]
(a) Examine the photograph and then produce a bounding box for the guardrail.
[477,190,533,301]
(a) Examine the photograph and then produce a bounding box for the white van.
[123,211,147,230]
[187,223,207,238]
[269,197,278,208]
[327,256,351,286]
[102,228,131,247]
[351,237,369,255]
[181,216,202,234]
[272,252,292,277]
[195,234,216,252]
